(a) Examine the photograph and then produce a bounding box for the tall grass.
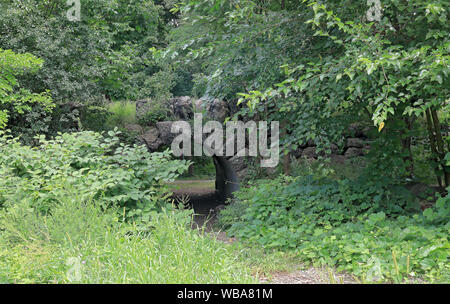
[106,101,136,128]
[0,192,257,284]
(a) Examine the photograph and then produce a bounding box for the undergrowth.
[218,172,450,283]
[0,130,257,283]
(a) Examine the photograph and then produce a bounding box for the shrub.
[0,130,256,284]
[218,175,449,282]
[180,156,216,179]
[80,106,112,132]
[0,49,54,134]
[0,130,190,222]
[138,102,171,126]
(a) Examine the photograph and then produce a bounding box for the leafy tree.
[166,0,449,188]
[0,49,54,129]
[0,0,173,102]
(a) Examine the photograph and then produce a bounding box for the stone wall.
[292,124,371,164]
[132,96,372,171]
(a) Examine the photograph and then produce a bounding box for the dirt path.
[170,180,356,284]
[260,268,357,284]
[170,180,233,243]
[170,180,221,228]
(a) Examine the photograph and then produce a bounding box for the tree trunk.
[281,121,290,175]
[425,108,449,190]
[401,117,414,178]
[431,109,450,188]
[283,151,291,175]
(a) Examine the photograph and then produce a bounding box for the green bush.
[80,106,112,132]
[138,103,171,126]
[0,130,190,222]
[0,49,54,137]
[0,1,173,103]
[218,175,450,282]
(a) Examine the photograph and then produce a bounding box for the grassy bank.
[0,196,257,284]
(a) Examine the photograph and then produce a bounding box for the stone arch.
[135,97,255,202]
[140,121,250,202]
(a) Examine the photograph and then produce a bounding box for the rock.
[362,144,371,155]
[124,124,143,134]
[293,147,303,158]
[344,147,363,158]
[302,147,317,159]
[136,98,152,120]
[265,166,278,176]
[235,168,249,180]
[228,149,249,172]
[346,138,365,148]
[212,204,226,214]
[298,143,337,158]
[330,154,347,165]
[349,123,366,138]
[193,99,206,112]
[208,99,229,122]
[406,182,439,200]
[328,143,339,155]
[172,96,194,119]
[156,121,176,146]
[141,127,162,151]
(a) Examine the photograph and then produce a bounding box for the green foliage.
[233,0,449,185]
[106,101,137,128]
[167,0,449,187]
[164,0,314,100]
[0,189,117,246]
[138,102,171,126]
[218,175,449,282]
[0,0,174,102]
[138,68,177,102]
[423,188,450,225]
[0,49,54,130]
[180,157,216,179]
[0,130,190,222]
[0,195,256,283]
[79,106,112,132]
[0,129,256,284]
[0,0,448,285]
[192,158,216,179]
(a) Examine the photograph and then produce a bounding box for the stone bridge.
[134,97,250,202]
[127,96,371,202]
